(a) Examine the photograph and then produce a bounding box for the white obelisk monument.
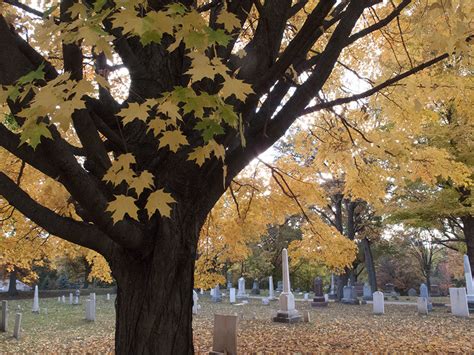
[32,285,40,313]
[273,248,301,323]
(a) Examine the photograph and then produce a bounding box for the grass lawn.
[0,294,472,353]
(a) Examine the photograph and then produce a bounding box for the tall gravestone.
[328,274,337,300]
[373,291,384,314]
[236,277,248,300]
[229,288,236,303]
[192,290,199,314]
[417,297,428,315]
[13,313,22,340]
[69,293,73,305]
[273,248,301,323]
[251,280,260,295]
[419,283,432,311]
[268,276,275,300]
[464,255,474,310]
[1,300,8,332]
[362,283,373,301]
[32,285,40,313]
[449,287,469,317]
[311,277,327,307]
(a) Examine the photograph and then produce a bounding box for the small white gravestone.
[57,296,61,302]
[449,288,469,317]
[262,297,269,305]
[91,293,96,320]
[373,291,384,315]
[1,300,8,332]
[61,295,66,303]
[210,288,215,297]
[303,310,310,323]
[32,286,40,313]
[74,296,79,305]
[417,297,429,315]
[69,293,73,305]
[106,293,110,301]
[13,313,22,340]
[324,294,329,303]
[85,299,92,321]
[268,276,275,300]
[200,288,204,295]
[192,290,199,315]
[303,293,309,301]
[229,288,236,303]
[210,314,238,355]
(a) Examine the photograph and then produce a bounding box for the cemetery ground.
[0,295,472,353]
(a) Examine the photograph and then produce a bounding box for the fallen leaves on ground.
[0,296,472,354]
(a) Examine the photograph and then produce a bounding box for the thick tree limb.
[3,0,45,18]
[0,172,114,256]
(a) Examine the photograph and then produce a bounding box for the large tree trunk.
[361,238,377,292]
[462,215,474,276]
[8,268,18,296]
[110,209,200,354]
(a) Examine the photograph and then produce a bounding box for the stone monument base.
[341,298,360,305]
[311,296,328,307]
[328,293,337,300]
[273,310,302,323]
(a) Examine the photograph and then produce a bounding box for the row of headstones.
[0,301,22,340]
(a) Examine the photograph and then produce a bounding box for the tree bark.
[110,208,199,354]
[361,237,377,292]
[462,215,474,276]
[8,268,18,296]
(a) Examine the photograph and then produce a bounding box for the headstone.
[373,291,384,315]
[226,270,233,290]
[13,313,22,340]
[32,285,40,313]
[69,293,73,305]
[354,282,364,298]
[362,283,373,301]
[229,288,236,303]
[303,310,310,323]
[57,296,61,302]
[417,297,429,315]
[236,277,248,300]
[304,293,309,301]
[273,248,301,323]
[408,288,417,297]
[384,283,395,294]
[276,281,283,292]
[212,285,222,303]
[74,296,79,305]
[463,255,474,310]
[262,297,270,305]
[328,274,337,300]
[268,276,275,300]
[75,289,80,303]
[85,299,92,321]
[200,288,204,295]
[419,284,432,311]
[106,293,110,301]
[430,284,441,297]
[251,280,260,295]
[192,290,199,314]
[85,295,96,321]
[61,295,66,303]
[1,300,8,332]
[311,277,328,307]
[341,281,360,305]
[210,288,215,297]
[449,288,469,317]
[210,314,238,355]
[324,294,329,303]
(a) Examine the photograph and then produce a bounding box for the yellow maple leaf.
[159,129,188,152]
[147,117,169,136]
[118,102,150,125]
[145,189,175,218]
[130,170,154,195]
[106,195,139,223]
[188,140,225,166]
[220,74,253,102]
[216,9,241,32]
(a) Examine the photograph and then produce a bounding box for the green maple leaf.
[19,121,52,149]
[195,118,225,142]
